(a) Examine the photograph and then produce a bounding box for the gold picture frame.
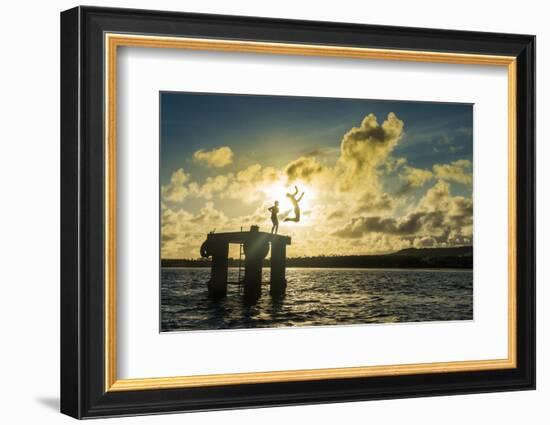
[104,34,517,392]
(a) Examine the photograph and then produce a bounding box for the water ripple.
[161,267,473,332]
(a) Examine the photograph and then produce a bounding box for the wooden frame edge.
[105,32,118,390]
[108,358,516,391]
[104,33,518,392]
[507,59,518,369]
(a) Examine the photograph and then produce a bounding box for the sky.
[160,92,473,259]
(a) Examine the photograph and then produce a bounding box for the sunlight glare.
[261,181,315,225]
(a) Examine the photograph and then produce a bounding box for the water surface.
[161,267,473,332]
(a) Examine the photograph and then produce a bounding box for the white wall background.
[0,0,545,423]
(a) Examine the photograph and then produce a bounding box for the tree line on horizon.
[161,246,473,269]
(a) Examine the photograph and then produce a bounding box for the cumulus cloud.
[385,156,407,173]
[161,202,231,258]
[327,209,345,220]
[224,163,282,202]
[413,236,437,248]
[397,166,434,195]
[354,191,395,214]
[188,174,230,199]
[235,163,262,182]
[333,179,472,248]
[193,146,234,168]
[285,156,326,183]
[161,168,190,203]
[337,112,404,190]
[333,212,434,238]
[160,111,473,257]
[433,159,472,185]
[418,179,453,211]
[163,162,283,206]
[190,201,228,225]
[235,202,275,226]
[161,207,199,257]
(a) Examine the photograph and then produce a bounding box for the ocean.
[160,267,473,332]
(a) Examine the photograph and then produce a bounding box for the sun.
[260,182,287,203]
[296,187,314,213]
[261,181,316,225]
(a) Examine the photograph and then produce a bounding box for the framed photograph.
[60,6,535,419]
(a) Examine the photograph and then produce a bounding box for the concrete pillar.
[207,242,228,298]
[270,239,287,297]
[243,235,269,304]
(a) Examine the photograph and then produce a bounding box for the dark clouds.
[285,156,326,183]
[354,192,394,214]
[333,179,473,247]
[333,212,435,238]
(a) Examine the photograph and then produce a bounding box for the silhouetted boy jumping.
[284,186,305,223]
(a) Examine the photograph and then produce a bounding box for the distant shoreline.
[161,246,473,269]
[161,266,473,272]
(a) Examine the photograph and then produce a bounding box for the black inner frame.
[60,6,535,419]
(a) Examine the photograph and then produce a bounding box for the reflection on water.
[160,267,473,332]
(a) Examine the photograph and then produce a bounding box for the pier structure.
[199,226,291,303]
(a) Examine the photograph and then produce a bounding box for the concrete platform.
[200,226,291,303]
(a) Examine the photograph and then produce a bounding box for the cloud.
[161,202,230,258]
[160,112,473,257]
[189,174,230,199]
[190,201,228,225]
[413,236,437,248]
[354,191,394,214]
[327,209,345,220]
[414,180,473,244]
[235,203,275,226]
[161,207,199,257]
[285,156,326,183]
[310,112,405,218]
[224,163,282,203]
[235,163,262,182]
[416,180,473,237]
[162,161,285,208]
[161,168,190,203]
[332,212,434,238]
[333,179,472,247]
[385,156,407,173]
[417,179,452,211]
[433,159,472,185]
[298,147,338,158]
[337,112,404,190]
[397,166,434,195]
[193,146,234,168]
